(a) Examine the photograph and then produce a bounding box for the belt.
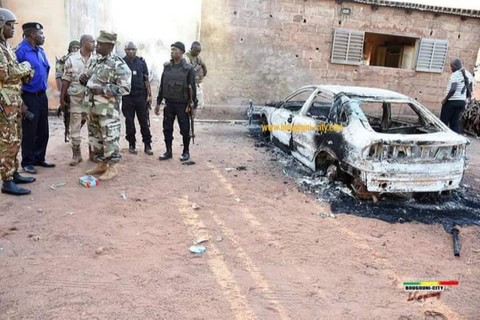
[24,90,46,96]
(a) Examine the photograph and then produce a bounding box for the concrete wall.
[200,0,480,112]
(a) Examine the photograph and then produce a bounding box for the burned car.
[252,85,469,197]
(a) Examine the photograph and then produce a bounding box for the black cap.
[171,41,185,53]
[22,22,43,31]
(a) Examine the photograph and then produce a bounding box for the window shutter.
[331,29,365,65]
[416,39,448,73]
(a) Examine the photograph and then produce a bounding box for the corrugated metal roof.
[346,0,480,18]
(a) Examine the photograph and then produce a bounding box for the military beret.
[171,41,185,53]
[96,30,117,44]
[69,40,80,48]
[22,22,43,31]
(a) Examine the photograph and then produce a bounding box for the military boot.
[180,137,190,161]
[159,143,172,160]
[144,143,153,155]
[69,145,83,166]
[180,150,190,161]
[85,162,108,175]
[1,180,31,196]
[129,142,138,154]
[98,164,118,181]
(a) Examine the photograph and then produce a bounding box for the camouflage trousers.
[0,106,21,181]
[88,114,121,164]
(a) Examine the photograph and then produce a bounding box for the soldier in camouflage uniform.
[61,34,96,166]
[0,8,36,195]
[79,31,131,181]
[55,40,80,143]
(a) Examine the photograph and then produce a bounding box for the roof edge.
[344,0,480,19]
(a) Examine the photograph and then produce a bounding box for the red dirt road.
[1,116,479,319]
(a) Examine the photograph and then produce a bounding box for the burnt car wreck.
[251,85,469,199]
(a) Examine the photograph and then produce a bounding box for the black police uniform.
[157,58,196,158]
[122,56,152,150]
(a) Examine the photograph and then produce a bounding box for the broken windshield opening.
[358,100,441,134]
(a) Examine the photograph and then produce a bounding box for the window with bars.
[330,28,448,73]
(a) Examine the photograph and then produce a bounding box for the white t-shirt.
[445,69,474,101]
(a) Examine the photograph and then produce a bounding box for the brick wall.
[200,0,480,113]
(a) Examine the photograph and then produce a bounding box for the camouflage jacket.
[85,53,131,116]
[55,53,71,79]
[0,42,33,111]
[185,51,205,83]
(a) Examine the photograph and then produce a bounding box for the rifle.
[146,100,151,127]
[144,72,152,127]
[186,84,195,144]
[57,94,71,143]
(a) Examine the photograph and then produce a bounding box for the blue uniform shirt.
[16,39,50,93]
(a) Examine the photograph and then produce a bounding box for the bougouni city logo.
[403,281,459,302]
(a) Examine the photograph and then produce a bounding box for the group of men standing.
[0,6,207,197]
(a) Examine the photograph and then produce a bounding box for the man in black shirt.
[154,41,197,161]
[122,41,153,155]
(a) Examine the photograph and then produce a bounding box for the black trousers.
[122,95,152,145]
[21,91,49,167]
[440,100,466,133]
[163,101,190,149]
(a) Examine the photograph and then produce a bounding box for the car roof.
[314,85,410,100]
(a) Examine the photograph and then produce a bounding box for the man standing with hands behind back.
[16,22,54,174]
[122,41,153,155]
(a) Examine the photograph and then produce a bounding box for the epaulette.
[163,61,172,68]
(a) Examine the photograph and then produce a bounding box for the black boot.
[129,142,137,154]
[1,180,31,196]
[144,143,153,155]
[13,172,36,184]
[180,150,190,161]
[159,144,172,160]
[180,137,190,161]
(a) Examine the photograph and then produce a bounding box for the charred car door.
[291,91,334,166]
[270,88,316,147]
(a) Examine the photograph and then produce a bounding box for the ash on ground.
[248,126,480,227]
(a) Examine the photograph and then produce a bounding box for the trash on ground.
[193,237,209,245]
[50,182,66,190]
[189,245,206,254]
[215,236,223,242]
[95,246,105,255]
[192,203,200,210]
[66,211,74,215]
[235,198,241,203]
[79,175,98,188]
[236,166,247,171]
[28,234,40,241]
[182,161,196,165]
[317,212,336,219]
[120,192,127,200]
[225,167,234,172]
[37,208,43,213]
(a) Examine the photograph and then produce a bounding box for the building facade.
[200,0,480,112]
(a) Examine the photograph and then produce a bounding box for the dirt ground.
[1,114,479,320]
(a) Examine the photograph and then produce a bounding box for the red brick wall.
[200,0,480,113]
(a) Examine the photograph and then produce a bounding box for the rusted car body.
[254,85,469,194]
